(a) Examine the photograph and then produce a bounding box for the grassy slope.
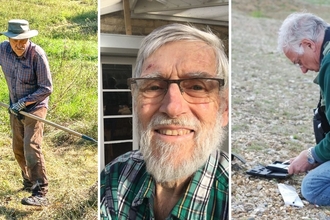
[0,0,98,219]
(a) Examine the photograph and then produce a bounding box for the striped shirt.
[0,40,52,111]
[100,149,229,220]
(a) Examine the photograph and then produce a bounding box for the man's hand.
[288,150,318,174]
[8,100,26,116]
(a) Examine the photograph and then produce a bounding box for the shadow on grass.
[0,189,36,219]
[49,10,97,41]
[70,10,98,34]
[51,185,97,219]
[0,206,33,220]
[58,197,97,219]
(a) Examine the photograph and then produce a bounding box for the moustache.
[149,114,199,128]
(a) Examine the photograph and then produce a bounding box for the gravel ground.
[231,1,330,219]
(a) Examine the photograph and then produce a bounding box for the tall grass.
[0,0,98,219]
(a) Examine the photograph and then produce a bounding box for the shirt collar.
[132,173,155,207]
[320,27,330,62]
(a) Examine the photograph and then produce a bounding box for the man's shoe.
[21,195,48,206]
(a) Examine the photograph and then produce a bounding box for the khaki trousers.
[10,107,48,196]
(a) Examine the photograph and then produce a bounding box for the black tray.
[266,161,289,173]
[246,161,291,179]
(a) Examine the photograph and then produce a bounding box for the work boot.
[21,195,48,206]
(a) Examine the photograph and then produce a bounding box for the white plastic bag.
[277,183,304,207]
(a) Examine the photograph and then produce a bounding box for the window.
[101,62,135,167]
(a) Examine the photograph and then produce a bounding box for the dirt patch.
[231,0,330,219]
[232,0,330,20]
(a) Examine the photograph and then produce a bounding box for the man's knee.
[301,175,317,203]
[301,165,330,206]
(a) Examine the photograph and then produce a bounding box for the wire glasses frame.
[293,43,304,68]
[127,77,225,104]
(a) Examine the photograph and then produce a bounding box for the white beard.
[138,112,226,183]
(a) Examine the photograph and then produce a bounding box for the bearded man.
[100,23,229,220]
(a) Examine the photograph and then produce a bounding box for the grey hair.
[133,23,228,86]
[277,12,328,54]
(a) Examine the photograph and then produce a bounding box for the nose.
[300,66,308,74]
[18,41,24,48]
[159,83,188,118]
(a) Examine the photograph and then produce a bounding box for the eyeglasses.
[293,58,303,68]
[293,44,304,68]
[128,77,224,104]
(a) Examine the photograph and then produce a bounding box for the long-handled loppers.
[0,102,97,144]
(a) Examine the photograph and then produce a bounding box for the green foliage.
[0,0,97,41]
[304,0,330,5]
[251,10,264,18]
[247,143,264,151]
[0,0,97,219]
[0,76,8,103]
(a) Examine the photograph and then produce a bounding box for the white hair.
[134,23,228,86]
[277,12,328,54]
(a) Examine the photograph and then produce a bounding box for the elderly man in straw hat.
[0,19,52,206]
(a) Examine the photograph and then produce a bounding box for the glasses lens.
[135,78,167,99]
[181,79,220,103]
[131,78,221,104]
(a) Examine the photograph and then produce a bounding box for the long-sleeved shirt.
[0,40,52,112]
[100,149,229,220]
[314,38,330,162]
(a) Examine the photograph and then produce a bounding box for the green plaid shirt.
[100,149,229,220]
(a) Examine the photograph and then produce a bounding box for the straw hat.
[1,19,38,39]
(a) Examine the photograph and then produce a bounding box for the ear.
[301,39,316,52]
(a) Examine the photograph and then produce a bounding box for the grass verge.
[0,0,98,219]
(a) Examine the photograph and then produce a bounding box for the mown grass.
[251,10,264,18]
[0,0,98,219]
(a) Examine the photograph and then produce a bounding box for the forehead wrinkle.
[184,71,216,78]
[141,70,216,79]
[141,41,216,78]
[140,72,163,78]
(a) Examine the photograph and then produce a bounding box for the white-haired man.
[278,12,330,206]
[100,23,229,219]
